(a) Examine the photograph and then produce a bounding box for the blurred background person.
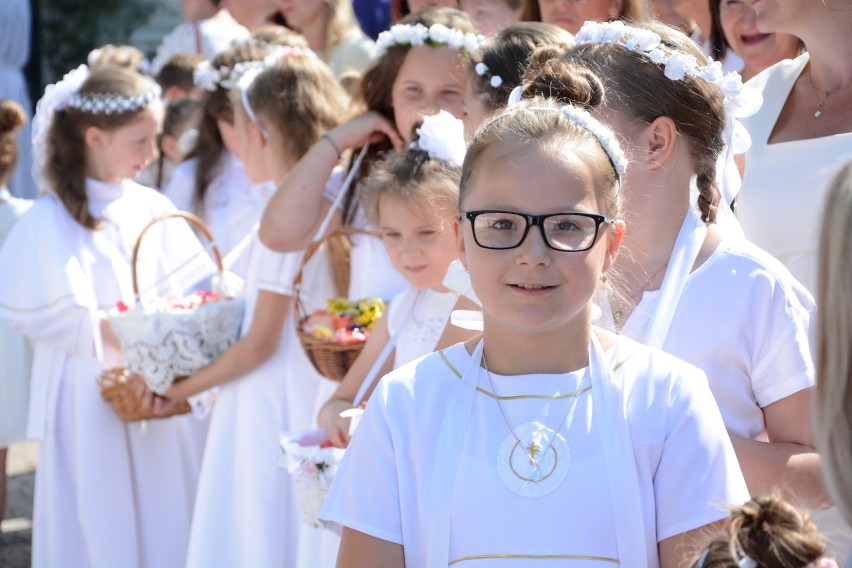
[709,0,802,82]
[0,0,33,198]
[460,0,528,35]
[523,0,645,36]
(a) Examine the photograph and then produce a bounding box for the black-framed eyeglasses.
[463,210,611,252]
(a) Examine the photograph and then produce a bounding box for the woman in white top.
[515,20,828,509]
[320,98,747,568]
[737,0,852,295]
[0,66,215,568]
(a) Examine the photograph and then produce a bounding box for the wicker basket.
[108,211,244,395]
[293,228,379,382]
[98,368,191,422]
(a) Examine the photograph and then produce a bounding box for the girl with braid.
[519,20,827,510]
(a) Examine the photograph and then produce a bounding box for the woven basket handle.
[292,227,378,329]
[131,211,224,298]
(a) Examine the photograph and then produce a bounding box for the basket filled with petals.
[293,228,385,381]
[107,212,245,400]
[280,429,345,528]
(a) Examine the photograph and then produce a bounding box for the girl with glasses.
[518,20,828,511]
[319,98,748,568]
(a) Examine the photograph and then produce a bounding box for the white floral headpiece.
[376,23,485,57]
[475,62,503,89]
[194,45,317,92]
[575,21,762,122]
[411,110,466,169]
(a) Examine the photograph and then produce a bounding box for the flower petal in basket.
[280,429,345,529]
[109,297,245,395]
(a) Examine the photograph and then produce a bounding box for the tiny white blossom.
[490,75,503,88]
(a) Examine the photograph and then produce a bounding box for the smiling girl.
[319,99,748,568]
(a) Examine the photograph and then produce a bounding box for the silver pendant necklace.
[482,348,587,483]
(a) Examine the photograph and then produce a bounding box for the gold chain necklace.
[809,68,846,118]
[482,349,586,482]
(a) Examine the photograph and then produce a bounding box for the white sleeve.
[162,160,197,213]
[654,369,749,541]
[750,280,815,407]
[319,384,405,545]
[254,240,302,297]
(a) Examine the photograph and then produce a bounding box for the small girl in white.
[317,111,477,447]
[319,99,748,568]
[0,65,215,568]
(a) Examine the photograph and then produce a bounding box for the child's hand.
[328,112,405,154]
[131,374,181,416]
[318,398,354,448]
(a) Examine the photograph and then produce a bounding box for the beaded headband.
[65,86,161,115]
[475,62,504,88]
[376,23,485,57]
[411,110,466,169]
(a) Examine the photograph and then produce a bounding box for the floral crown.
[475,62,503,89]
[376,23,485,57]
[574,20,761,120]
[410,110,466,169]
[195,45,317,92]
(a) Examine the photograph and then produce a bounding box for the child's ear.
[454,217,468,271]
[84,126,108,151]
[637,116,677,172]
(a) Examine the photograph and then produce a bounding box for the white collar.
[86,177,126,201]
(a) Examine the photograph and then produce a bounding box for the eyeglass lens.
[470,211,602,251]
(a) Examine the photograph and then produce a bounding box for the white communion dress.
[0,178,216,568]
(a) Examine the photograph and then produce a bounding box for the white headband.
[376,23,485,57]
[411,110,466,169]
[231,46,318,139]
[193,44,317,92]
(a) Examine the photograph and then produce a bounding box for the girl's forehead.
[394,46,467,83]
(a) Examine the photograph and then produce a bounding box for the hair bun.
[0,100,26,135]
[523,53,605,111]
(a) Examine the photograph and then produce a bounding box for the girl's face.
[537,0,622,34]
[379,194,459,290]
[408,0,459,12]
[456,142,622,336]
[720,0,800,70]
[227,0,275,28]
[87,105,163,183]
[460,0,523,36]
[276,0,327,32]
[391,46,467,144]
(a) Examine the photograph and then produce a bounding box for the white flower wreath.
[575,20,762,120]
[412,110,466,169]
[194,45,317,92]
[376,23,485,57]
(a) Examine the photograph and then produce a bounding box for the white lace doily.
[496,421,570,498]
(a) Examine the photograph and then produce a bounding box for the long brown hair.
[188,40,274,214]
[241,55,350,167]
[47,68,160,230]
